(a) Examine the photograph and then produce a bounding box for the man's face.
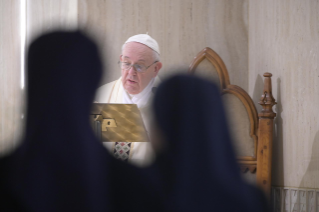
[121,42,162,95]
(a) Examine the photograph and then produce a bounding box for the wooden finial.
[263,72,272,77]
[258,72,276,118]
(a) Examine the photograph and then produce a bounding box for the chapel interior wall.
[78,0,249,91]
[0,0,23,156]
[248,0,319,189]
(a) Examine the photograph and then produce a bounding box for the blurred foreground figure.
[151,74,269,212]
[0,31,162,212]
[0,31,111,211]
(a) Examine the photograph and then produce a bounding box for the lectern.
[90,103,149,142]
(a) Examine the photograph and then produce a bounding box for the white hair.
[121,43,161,62]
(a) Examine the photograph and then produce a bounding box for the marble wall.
[249,0,319,189]
[0,0,23,155]
[26,0,78,44]
[0,0,78,155]
[78,0,249,90]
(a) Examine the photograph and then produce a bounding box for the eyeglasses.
[118,60,158,73]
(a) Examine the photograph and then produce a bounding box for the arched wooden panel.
[188,47,276,198]
[188,47,258,162]
[189,47,230,89]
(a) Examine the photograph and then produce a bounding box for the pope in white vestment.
[95,34,163,167]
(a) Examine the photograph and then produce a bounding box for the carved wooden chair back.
[188,47,276,198]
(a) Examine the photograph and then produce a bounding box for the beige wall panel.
[223,93,254,158]
[27,0,78,43]
[195,58,220,89]
[249,0,319,189]
[0,0,78,155]
[79,0,249,91]
[0,0,23,155]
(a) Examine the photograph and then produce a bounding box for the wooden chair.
[188,47,276,198]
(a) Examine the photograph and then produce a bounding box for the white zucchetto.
[125,34,160,55]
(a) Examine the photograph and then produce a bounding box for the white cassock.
[95,76,160,167]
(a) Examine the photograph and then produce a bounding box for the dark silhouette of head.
[0,31,112,212]
[152,74,268,212]
[26,31,102,140]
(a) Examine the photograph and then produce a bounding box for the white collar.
[122,77,156,108]
[129,78,155,100]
